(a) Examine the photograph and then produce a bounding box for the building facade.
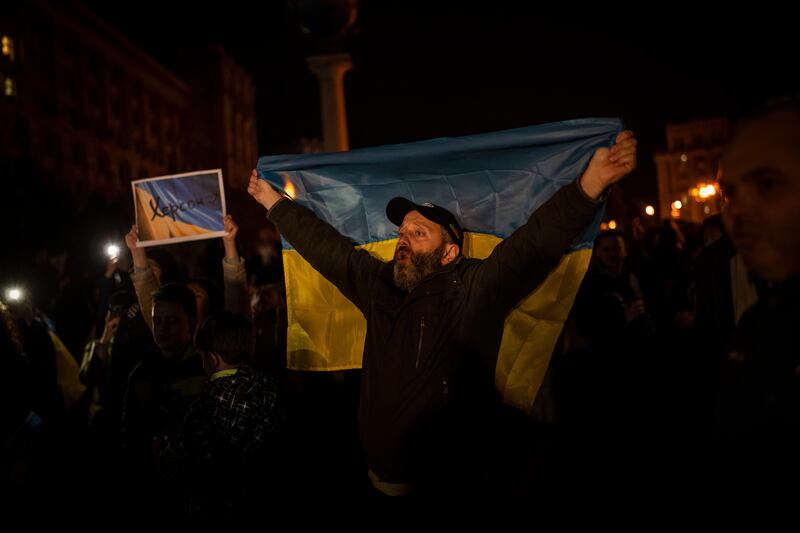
[653,117,730,224]
[1,0,257,208]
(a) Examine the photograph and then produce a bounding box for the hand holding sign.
[222,214,240,263]
[132,169,227,247]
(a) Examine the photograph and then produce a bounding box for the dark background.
[82,0,799,202]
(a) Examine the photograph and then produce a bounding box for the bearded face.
[393,240,446,292]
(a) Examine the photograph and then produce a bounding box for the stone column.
[306,53,352,152]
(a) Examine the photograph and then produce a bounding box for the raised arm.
[474,130,638,314]
[125,225,158,331]
[579,130,637,199]
[247,169,286,211]
[221,214,249,315]
[248,169,383,313]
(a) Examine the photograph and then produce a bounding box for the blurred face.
[393,211,447,291]
[257,225,279,244]
[702,225,723,248]
[720,109,800,283]
[152,301,193,357]
[595,234,626,272]
[251,285,280,315]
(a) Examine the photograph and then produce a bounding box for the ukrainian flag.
[133,171,225,245]
[257,118,619,412]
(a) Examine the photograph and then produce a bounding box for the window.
[1,35,14,61]
[4,76,15,97]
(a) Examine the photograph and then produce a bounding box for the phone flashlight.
[106,243,120,260]
[4,286,23,302]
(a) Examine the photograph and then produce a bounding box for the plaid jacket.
[161,364,284,516]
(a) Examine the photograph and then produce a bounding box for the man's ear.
[440,243,459,266]
[205,351,223,371]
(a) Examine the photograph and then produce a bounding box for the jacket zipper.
[415,317,426,369]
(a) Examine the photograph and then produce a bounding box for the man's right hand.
[248,169,284,211]
[580,130,637,200]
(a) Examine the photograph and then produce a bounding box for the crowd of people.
[2,102,797,521]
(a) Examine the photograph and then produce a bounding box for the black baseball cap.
[386,197,464,252]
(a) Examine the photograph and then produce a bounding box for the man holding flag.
[248,126,637,499]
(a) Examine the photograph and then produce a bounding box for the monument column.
[306,53,352,152]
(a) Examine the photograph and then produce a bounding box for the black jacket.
[269,180,600,486]
[715,275,800,488]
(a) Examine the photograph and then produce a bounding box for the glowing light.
[5,287,22,302]
[1,36,13,60]
[608,220,617,230]
[680,154,688,162]
[698,185,717,198]
[283,180,296,199]
[106,244,120,259]
[692,182,718,200]
[645,205,655,216]
[672,200,683,210]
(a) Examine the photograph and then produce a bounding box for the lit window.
[1,35,14,61]
[4,77,15,97]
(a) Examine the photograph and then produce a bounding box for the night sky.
[82,1,798,203]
